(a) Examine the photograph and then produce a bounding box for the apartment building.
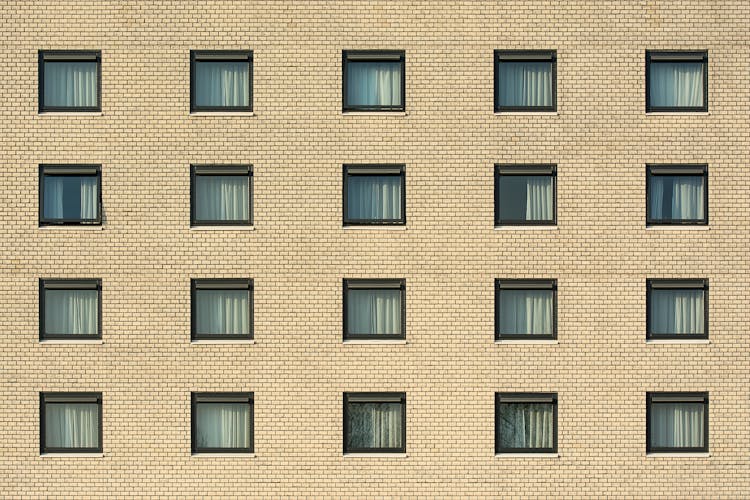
[2,1,749,497]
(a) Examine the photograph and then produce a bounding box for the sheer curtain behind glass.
[649,176,704,220]
[498,175,553,222]
[45,403,99,448]
[196,403,250,449]
[500,290,553,335]
[649,62,703,108]
[650,289,704,335]
[195,62,249,107]
[498,402,554,449]
[650,402,704,448]
[347,176,402,220]
[346,62,402,107]
[347,289,401,335]
[45,289,98,335]
[196,290,249,335]
[196,176,249,221]
[498,62,552,107]
[347,402,403,449]
[43,176,98,220]
[44,62,98,108]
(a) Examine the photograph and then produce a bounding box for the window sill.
[646,339,709,344]
[646,452,710,458]
[189,112,255,117]
[191,453,255,458]
[343,339,407,345]
[343,453,407,458]
[190,225,255,231]
[38,112,103,116]
[646,112,709,116]
[40,339,104,345]
[496,339,558,345]
[495,453,559,458]
[343,225,407,231]
[191,339,255,345]
[39,225,104,231]
[41,453,104,458]
[494,111,558,116]
[646,225,710,231]
[494,225,557,231]
[342,111,408,117]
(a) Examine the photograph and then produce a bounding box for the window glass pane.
[345,61,402,107]
[498,175,553,222]
[649,175,704,221]
[43,176,98,220]
[650,289,704,335]
[45,402,99,449]
[498,402,554,449]
[498,61,552,107]
[195,402,251,449]
[44,289,98,336]
[43,61,98,108]
[499,289,553,336]
[347,402,403,449]
[650,402,704,448]
[347,289,401,336]
[195,61,250,107]
[649,62,704,108]
[347,175,402,221]
[195,289,249,335]
[195,175,249,222]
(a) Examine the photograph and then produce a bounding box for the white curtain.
[196,290,249,335]
[43,176,98,220]
[498,62,552,107]
[195,62,249,107]
[45,403,99,448]
[45,290,98,335]
[347,289,401,335]
[348,402,403,449]
[346,62,402,107]
[500,290,553,336]
[525,177,553,220]
[498,403,554,449]
[44,62,98,107]
[347,176,401,220]
[43,177,65,219]
[196,403,250,449]
[650,289,704,335]
[650,176,704,220]
[649,62,704,107]
[196,176,249,221]
[650,402,704,448]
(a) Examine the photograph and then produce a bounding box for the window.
[647,165,707,225]
[647,279,707,340]
[343,279,405,340]
[191,279,253,340]
[190,165,252,226]
[343,165,405,225]
[39,165,101,225]
[40,279,101,340]
[496,393,557,454]
[342,51,405,112]
[39,50,101,112]
[494,51,556,112]
[646,51,707,112]
[40,392,102,454]
[496,280,557,340]
[495,165,556,225]
[190,51,252,112]
[344,392,405,453]
[647,392,708,453]
[192,393,253,453]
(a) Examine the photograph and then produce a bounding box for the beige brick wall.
[2,0,749,497]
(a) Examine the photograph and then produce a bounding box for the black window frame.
[343,279,406,341]
[39,164,102,226]
[494,164,557,226]
[495,279,557,341]
[646,392,708,453]
[646,51,708,113]
[39,279,102,341]
[40,392,103,454]
[494,50,557,112]
[191,279,253,341]
[190,50,253,113]
[343,392,406,454]
[342,50,406,112]
[343,164,406,226]
[38,50,102,113]
[646,164,708,226]
[191,392,254,454]
[495,393,558,454]
[646,279,708,340]
[190,165,253,226]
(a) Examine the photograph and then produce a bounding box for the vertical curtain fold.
[649,176,704,220]
[346,62,402,107]
[498,402,554,449]
[347,289,401,335]
[195,61,249,107]
[44,62,98,107]
[45,403,99,448]
[196,403,250,448]
[498,175,553,222]
[649,62,704,108]
[45,289,98,335]
[650,289,704,335]
[196,290,249,335]
[347,176,402,220]
[43,176,98,220]
[43,177,65,219]
[500,290,553,336]
[499,61,552,107]
[650,402,704,448]
[196,176,249,221]
[348,402,403,449]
